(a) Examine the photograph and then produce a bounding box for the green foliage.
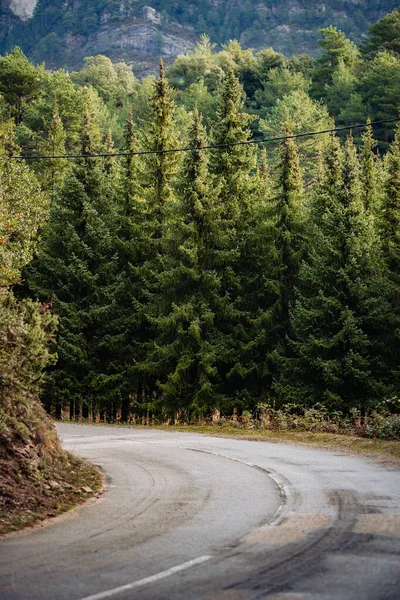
[254,68,311,119]
[0,289,57,439]
[142,60,180,213]
[323,58,359,119]
[259,90,331,180]
[144,108,229,415]
[358,51,400,146]
[360,122,381,215]
[19,68,85,152]
[71,55,137,105]
[177,79,217,126]
[361,7,400,58]
[0,119,59,485]
[276,135,389,412]
[262,124,306,384]
[97,109,148,420]
[0,121,48,287]
[35,107,71,193]
[28,111,120,416]
[3,18,400,424]
[0,47,47,124]
[379,124,400,394]
[311,26,360,101]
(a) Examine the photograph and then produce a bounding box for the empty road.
[0,423,399,599]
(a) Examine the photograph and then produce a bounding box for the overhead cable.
[11,117,400,161]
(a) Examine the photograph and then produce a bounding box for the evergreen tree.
[380,124,400,392]
[361,8,400,59]
[124,108,141,209]
[231,146,273,401]
[311,27,360,102]
[145,108,239,417]
[142,59,179,231]
[0,47,47,124]
[210,69,255,224]
[311,129,343,223]
[360,120,380,215]
[276,135,387,412]
[207,70,261,407]
[264,124,306,383]
[37,106,70,195]
[358,51,400,147]
[99,109,148,421]
[259,90,331,183]
[138,60,181,406]
[29,111,119,418]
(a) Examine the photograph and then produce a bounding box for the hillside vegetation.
[1,0,399,72]
[0,121,101,535]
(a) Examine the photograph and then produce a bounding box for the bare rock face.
[9,0,37,20]
[83,7,196,75]
[141,5,161,25]
[86,22,195,58]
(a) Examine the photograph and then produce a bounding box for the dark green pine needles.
[29,112,120,418]
[276,135,389,412]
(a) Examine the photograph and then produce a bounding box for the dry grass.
[143,423,400,462]
[69,419,400,462]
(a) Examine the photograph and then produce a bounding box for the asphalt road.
[1,424,400,600]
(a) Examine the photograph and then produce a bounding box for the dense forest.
[1,9,400,430]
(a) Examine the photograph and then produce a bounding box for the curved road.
[1,424,400,600]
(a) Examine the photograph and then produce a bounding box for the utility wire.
[10,117,400,161]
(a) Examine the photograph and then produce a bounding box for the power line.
[11,117,400,161]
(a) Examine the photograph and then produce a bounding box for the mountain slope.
[1,1,399,74]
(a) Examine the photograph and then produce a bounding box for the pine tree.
[273,124,305,328]
[210,69,255,224]
[36,107,70,195]
[207,70,262,407]
[29,111,119,419]
[142,59,180,231]
[136,61,182,407]
[99,109,149,421]
[258,124,306,391]
[229,146,273,402]
[145,108,239,418]
[311,129,343,223]
[124,107,141,210]
[360,120,380,215]
[380,124,400,393]
[276,135,387,412]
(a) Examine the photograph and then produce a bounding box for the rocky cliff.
[9,0,37,20]
[1,0,399,75]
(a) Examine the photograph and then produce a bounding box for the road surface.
[1,423,400,599]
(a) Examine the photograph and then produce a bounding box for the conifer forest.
[1,9,400,433]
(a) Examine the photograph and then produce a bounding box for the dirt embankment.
[0,400,102,536]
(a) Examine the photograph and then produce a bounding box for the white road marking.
[183,446,290,525]
[78,555,212,600]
